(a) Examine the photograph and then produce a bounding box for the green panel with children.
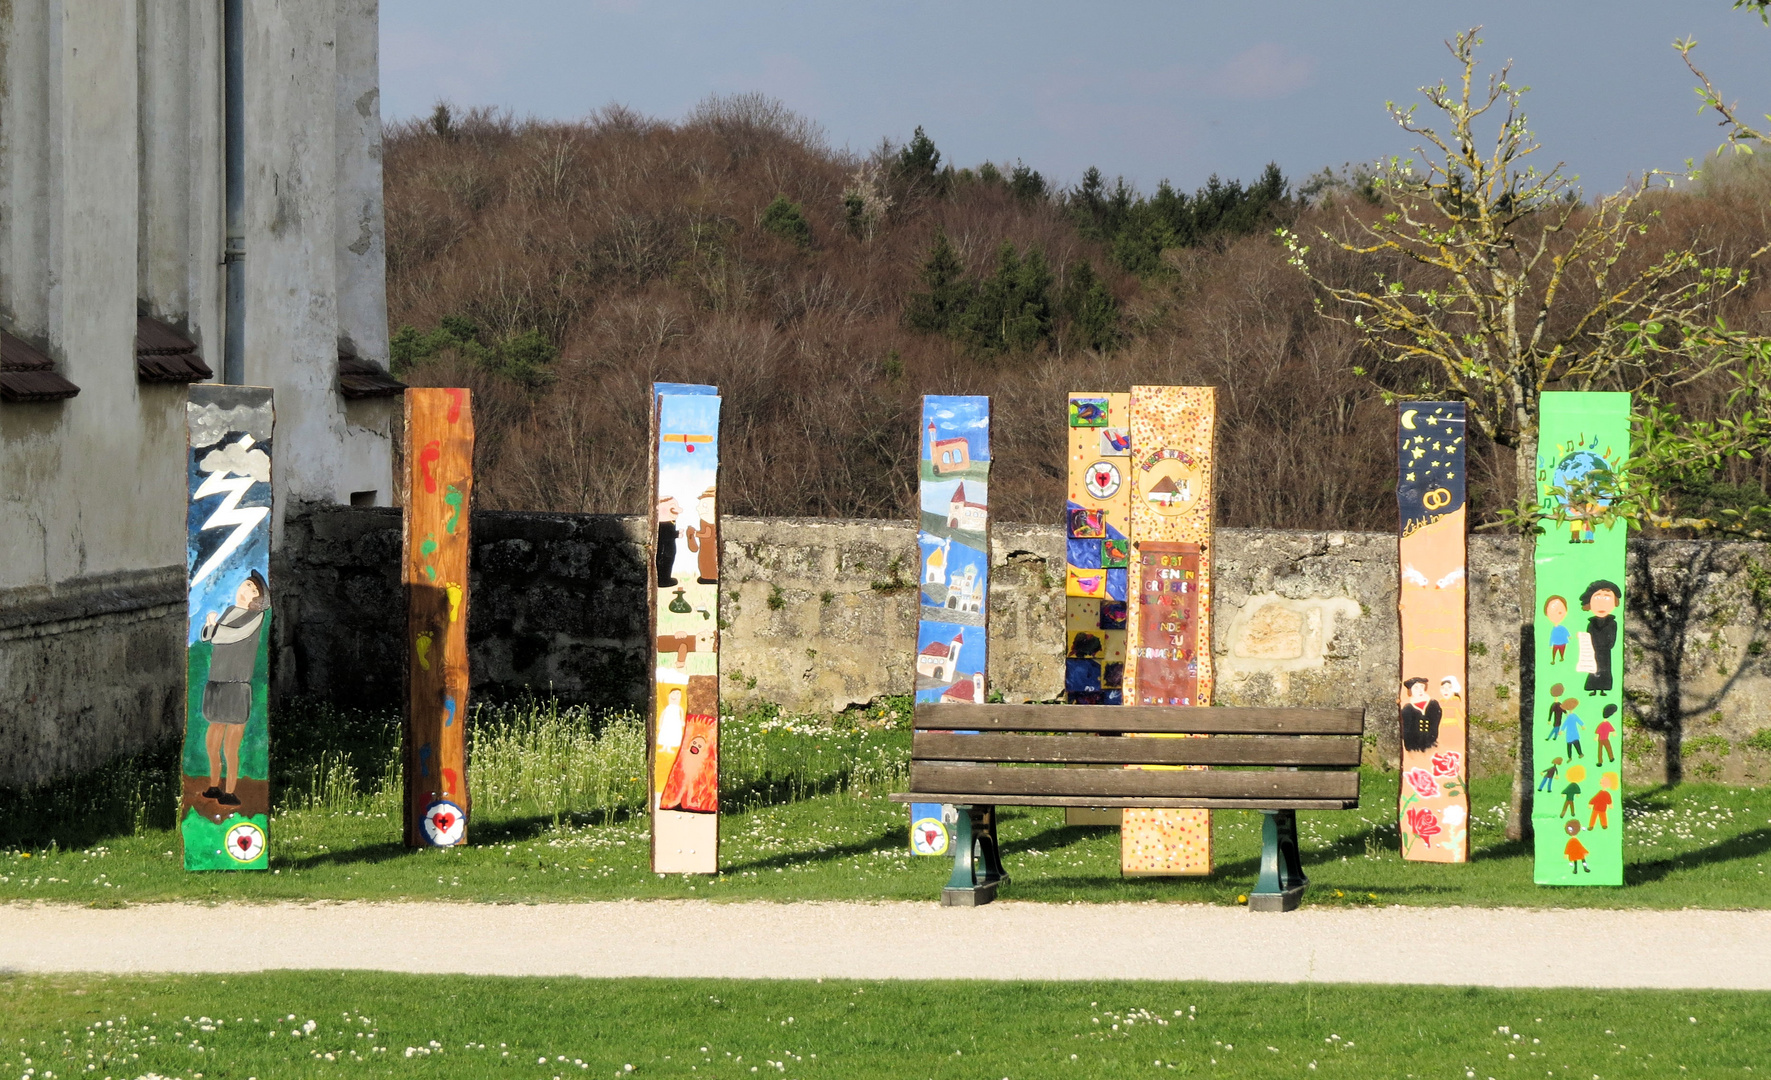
[1532,392,1627,886]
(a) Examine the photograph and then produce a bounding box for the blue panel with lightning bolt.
[181,385,275,872]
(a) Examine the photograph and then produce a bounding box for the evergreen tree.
[894,126,947,193]
[1068,163,1289,277]
[1006,247,1054,349]
[1075,167,1107,219]
[1060,261,1119,353]
[760,194,812,247]
[1007,161,1047,201]
[904,228,971,334]
[958,243,1053,355]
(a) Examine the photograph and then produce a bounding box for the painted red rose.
[1431,751,1463,778]
[1405,767,1439,798]
[1406,807,1442,839]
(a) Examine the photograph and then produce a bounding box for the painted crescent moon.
[1401,409,1418,430]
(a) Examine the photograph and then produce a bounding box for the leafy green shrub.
[760,195,812,248]
[1682,734,1733,758]
[390,315,557,385]
[498,328,559,385]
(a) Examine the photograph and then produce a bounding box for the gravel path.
[3,901,1767,988]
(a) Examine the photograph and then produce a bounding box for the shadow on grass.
[0,740,182,851]
[1629,827,1771,885]
[279,840,411,870]
[999,822,1117,857]
[720,771,866,813]
[720,823,906,875]
[275,811,634,870]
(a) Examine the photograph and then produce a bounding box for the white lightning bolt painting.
[189,437,272,588]
[182,386,275,872]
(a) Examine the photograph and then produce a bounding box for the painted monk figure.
[685,487,719,584]
[1580,579,1622,697]
[1399,677,1443,752]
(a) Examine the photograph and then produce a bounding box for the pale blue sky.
[382,2,1771,195]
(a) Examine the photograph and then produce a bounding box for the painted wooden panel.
[911,395,991,855]
[404,388,474,848]
[1064,392,1131,703]
[1063,392,1131,828]
[1532,392,1629,886]
[181,385,275,871]
[1122,385,1216,876]
[651,383,722,874]
[1397,402,1470,863]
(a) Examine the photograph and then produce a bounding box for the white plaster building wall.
[0,1,58,589]
[335,0,389,368]
[137,0,224,346]
[245,0,393,524]
[0,0,394,785]
[0,1,183,592]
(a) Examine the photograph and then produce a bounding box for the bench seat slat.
[914,703,1363,735]
[908,763,1359,802]
[913,732,1361,767]
[888,793,1357,810]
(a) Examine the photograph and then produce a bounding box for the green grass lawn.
[2,972,1767,1079]
[2,700,1768,908]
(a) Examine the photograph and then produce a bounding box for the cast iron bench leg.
[1249,808,1308,912]
[942,805,1007,907]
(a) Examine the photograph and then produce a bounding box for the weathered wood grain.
[404,388,474,847]
[913,732,1363,767]
[915,703,1365,735]
[909,763,1360,801]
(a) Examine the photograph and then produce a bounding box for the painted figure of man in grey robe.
[199,570,269,806]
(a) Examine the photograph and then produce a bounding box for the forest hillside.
[385,96,1771,529]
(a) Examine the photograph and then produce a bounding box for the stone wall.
[280,506,1771,785]
[278,508,652,711]
[0,568,186,788]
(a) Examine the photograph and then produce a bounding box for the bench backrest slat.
[910,763,1359,802]
[913,703,1363,735]
[914,732,1361,767]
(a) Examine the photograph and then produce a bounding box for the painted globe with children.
[1552,451,1614,507]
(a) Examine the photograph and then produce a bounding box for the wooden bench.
[890,703,1368,911]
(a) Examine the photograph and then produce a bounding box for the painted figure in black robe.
[1399,676,1443,752]
[1580,579,1622,697]
[655,496,681,587]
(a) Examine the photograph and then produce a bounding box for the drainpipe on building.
[222,0,246,385]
